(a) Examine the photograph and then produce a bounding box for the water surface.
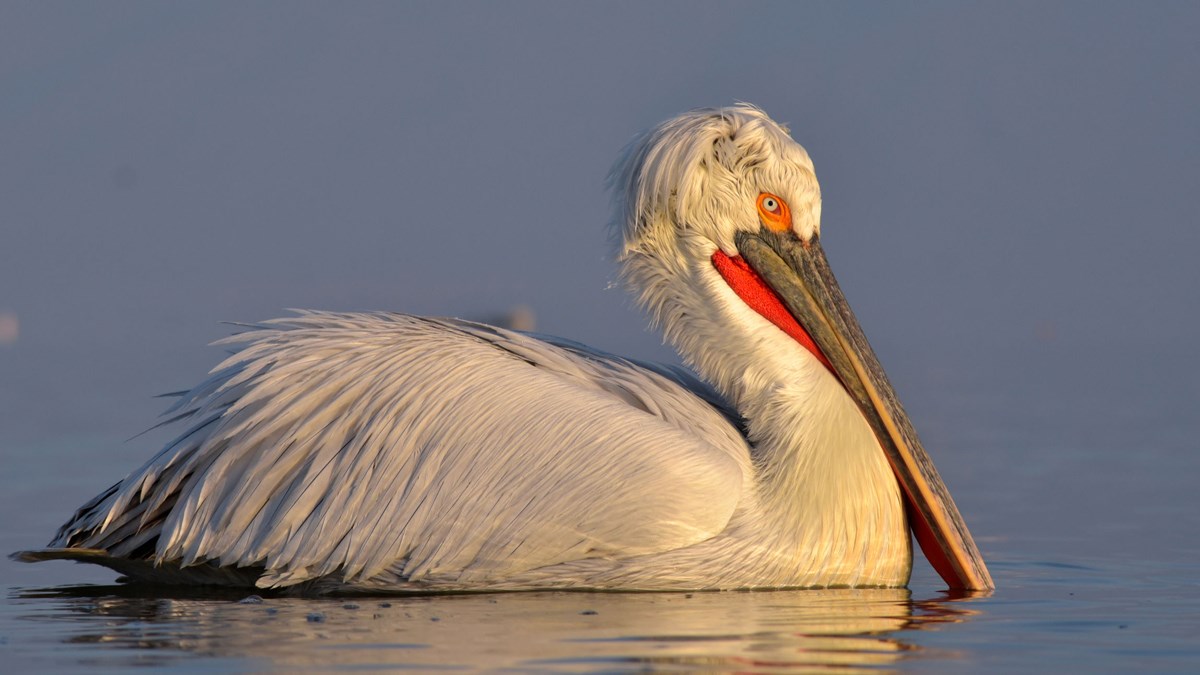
[3,412,1198,672]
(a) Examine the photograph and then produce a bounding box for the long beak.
[736,229,994,591]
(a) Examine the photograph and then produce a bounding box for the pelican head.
[610,105,992,591]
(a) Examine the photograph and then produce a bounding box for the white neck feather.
[622,234,910,585]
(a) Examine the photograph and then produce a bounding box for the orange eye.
[756,192,791,232]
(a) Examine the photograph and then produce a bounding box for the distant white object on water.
[0,312,18,345]
[481,304,536,332]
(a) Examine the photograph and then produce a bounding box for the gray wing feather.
[53,311,751,589]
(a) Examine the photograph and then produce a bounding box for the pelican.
[15,105,992,593]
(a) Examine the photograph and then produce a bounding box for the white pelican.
[15,105,992,593]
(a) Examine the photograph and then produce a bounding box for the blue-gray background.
[2,1,1198,581]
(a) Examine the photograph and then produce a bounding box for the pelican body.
[15,106,992,593]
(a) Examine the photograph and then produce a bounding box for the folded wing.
[50,312,751,589]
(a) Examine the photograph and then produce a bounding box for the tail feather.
[11,547,111,563]
[11,548,263,588]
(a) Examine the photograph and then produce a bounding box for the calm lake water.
[3,343,1199,672]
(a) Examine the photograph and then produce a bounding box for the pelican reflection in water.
[16,587,982,671]
[15,105,992,593]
